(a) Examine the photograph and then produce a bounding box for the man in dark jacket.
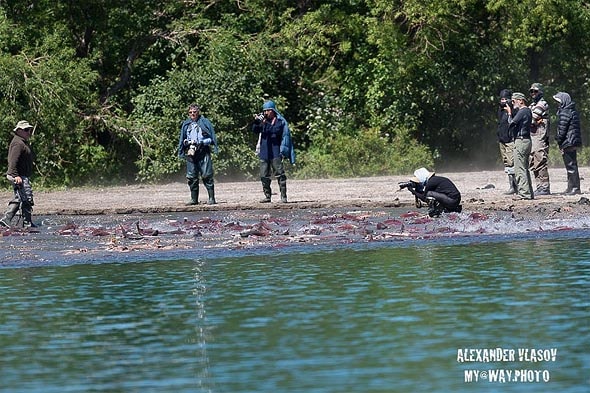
[497,89,516,194]
[252,100,295,203]
[506,92,534,200]
[553,92,582,195]
[177,104,218,205]
[1,120,36,228]
[405,167,462,217]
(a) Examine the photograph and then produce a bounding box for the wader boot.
[504,174,517,195]
[279,176,287,203]
[186,178,199,205]
[203,179,216,205]
[0,202,20,227]
[21,202,36,228]
[260,178,272,203]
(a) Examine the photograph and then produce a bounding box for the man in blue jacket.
[177,104,218,205]
[252,100,296,203]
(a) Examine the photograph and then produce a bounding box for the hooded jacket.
[252,102,296,164]
[553,92,582,150]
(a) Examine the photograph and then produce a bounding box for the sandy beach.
[4,167,587,219]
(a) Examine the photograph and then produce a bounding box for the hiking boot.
[565,188,581,195]
[185,200,198,206]
[23,221,38,228]
[427,197,443,218]
[512,194,533,200]
[259,197,271,203]
[534,187,550,196]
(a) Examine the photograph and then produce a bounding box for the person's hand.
[254,113,264,123]
[13,176,22,185]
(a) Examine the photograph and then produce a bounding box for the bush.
[294,127,433,178]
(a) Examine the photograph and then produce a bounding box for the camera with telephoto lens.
[398,181,415,190]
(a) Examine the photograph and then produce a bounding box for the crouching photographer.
[400,168,462,217]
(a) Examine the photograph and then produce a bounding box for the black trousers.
[562,147,580,190]
[426,191,461,211]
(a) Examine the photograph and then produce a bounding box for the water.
[1,235,589,392]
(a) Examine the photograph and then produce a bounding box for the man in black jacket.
[404,167,462,218]
[506,92,534,200]
[553,92,582,195]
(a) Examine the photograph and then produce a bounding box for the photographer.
[497,89,517,194]
[177,104,218,205]
[400,168,462,217]
[506,92,534,200]
[252,100,295,203]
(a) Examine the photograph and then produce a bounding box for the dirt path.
[3,167,588,219]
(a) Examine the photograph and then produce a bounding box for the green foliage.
[1,0,590,186]
[296,126,433,178]
[127,27,275,181]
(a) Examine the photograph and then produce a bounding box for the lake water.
[1,232,589,392]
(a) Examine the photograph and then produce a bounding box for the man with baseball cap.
[506,92,534,200]
[1,120,37,228]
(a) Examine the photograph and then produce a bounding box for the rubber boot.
[206,185,216,205]
[186,178,199,205]
[504,174,517,195]
[0,202,20,227]
[260,178,272,203]
[21,202,37,228]
[279,178,288,203]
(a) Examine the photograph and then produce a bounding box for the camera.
[398,181,415,190]
[399,181,424,194]
[187,144,197,157]
[499,102,508,109]
[185,141,202,157]
[254,112,265,123]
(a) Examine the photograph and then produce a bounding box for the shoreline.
[1,167,590,264]
[1,168,588,218]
